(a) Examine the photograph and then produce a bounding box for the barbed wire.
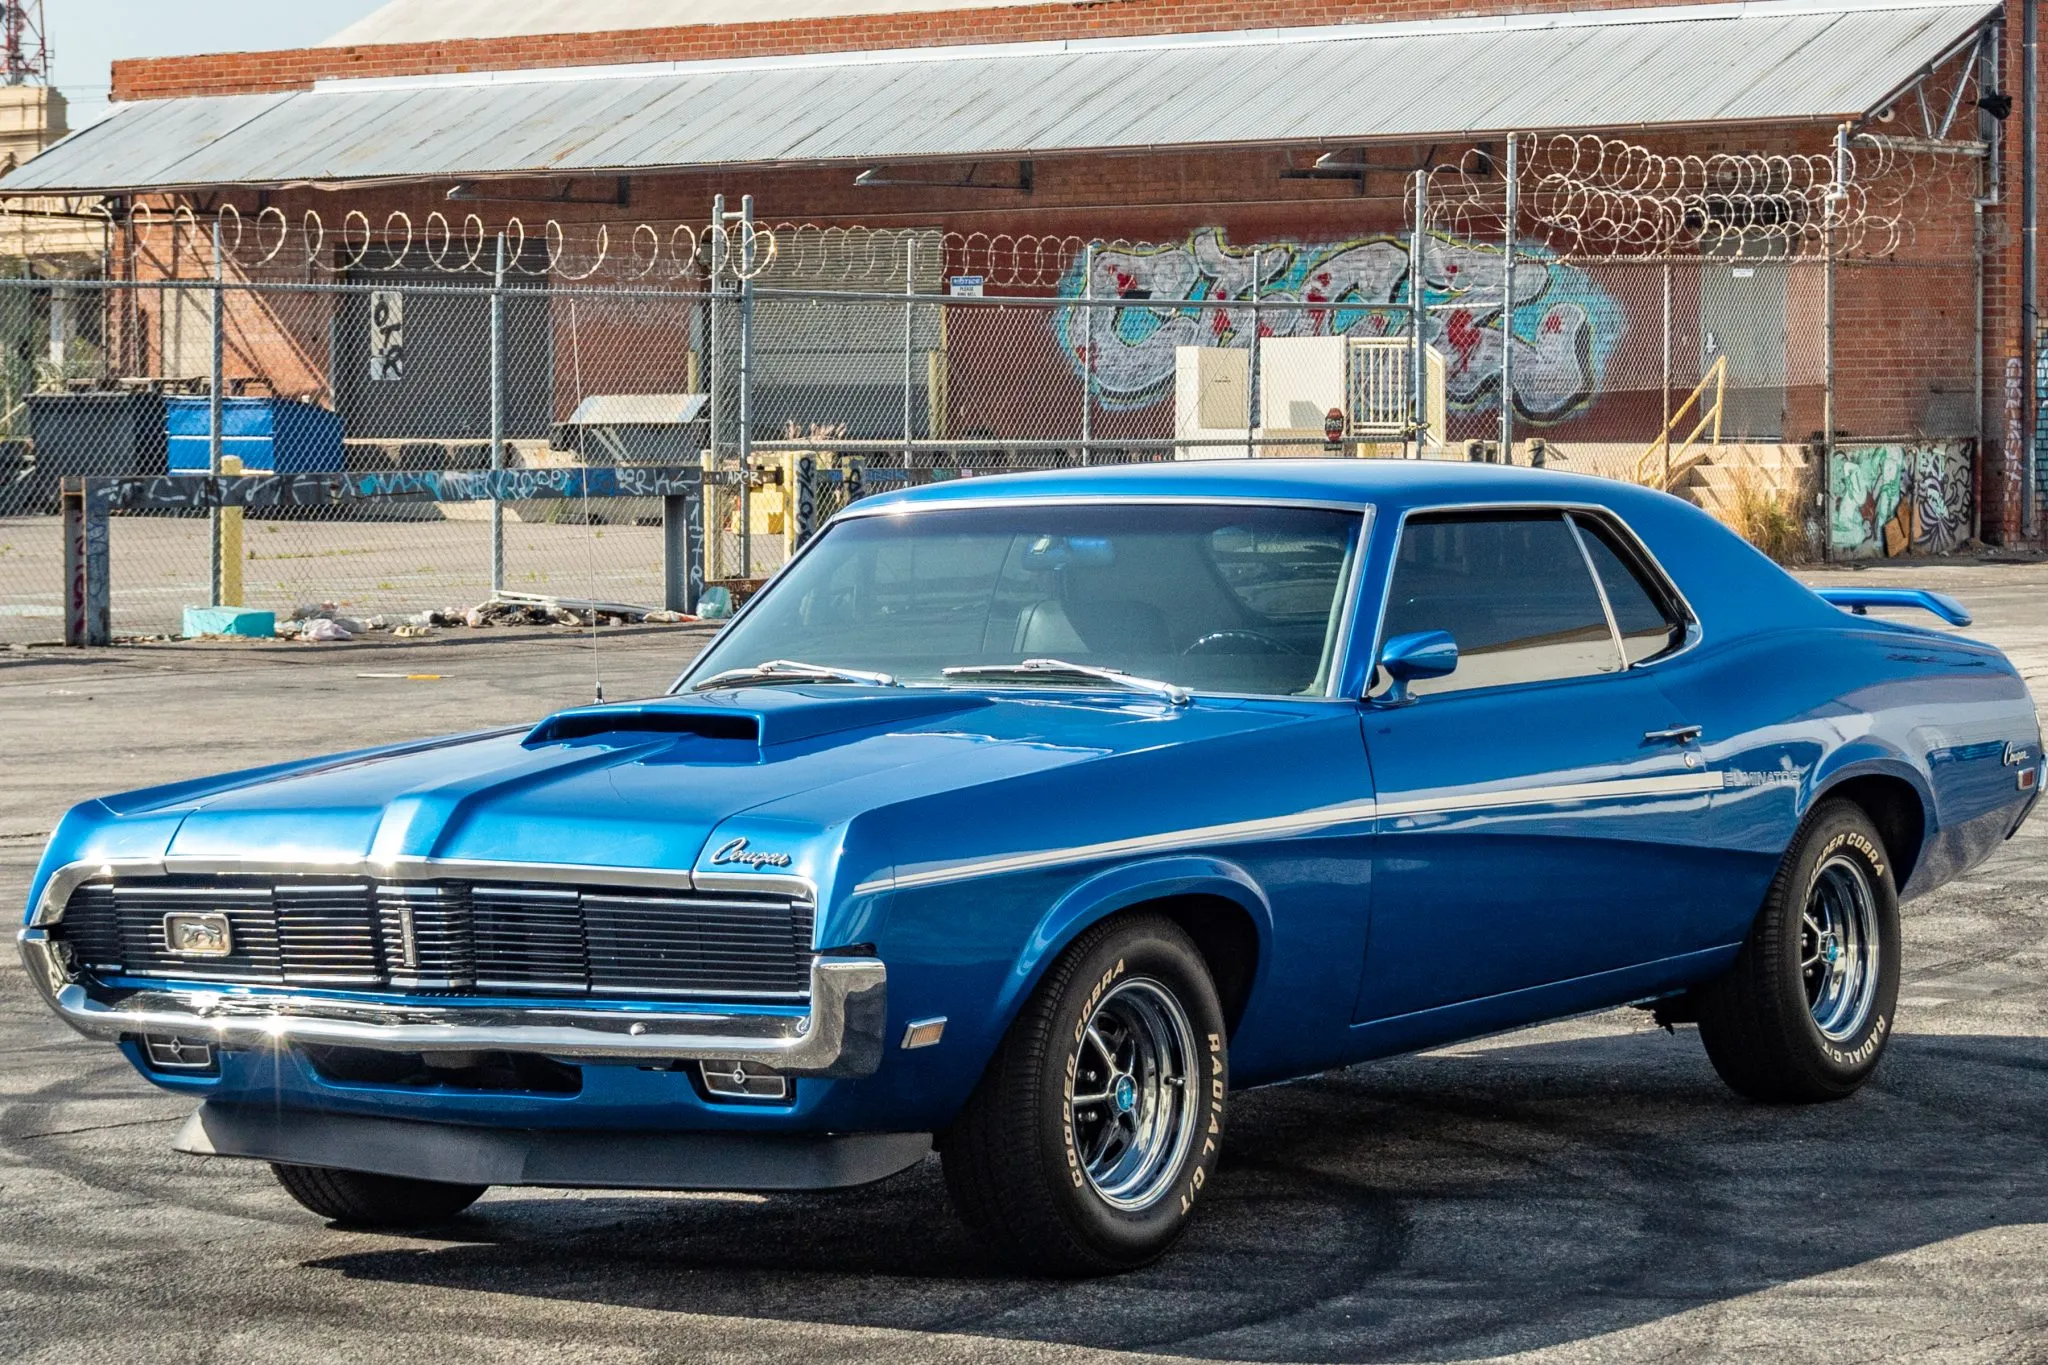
[1429,132,1984,263]
[105,205,1140,289]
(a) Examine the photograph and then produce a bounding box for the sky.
[47,0,387,128]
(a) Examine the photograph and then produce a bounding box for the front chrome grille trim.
[52,872,816,1004]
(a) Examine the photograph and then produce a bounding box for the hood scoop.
[523,688,988,752]
[526,708,757,745]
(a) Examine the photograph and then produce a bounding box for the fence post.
[1246,249,1262,461]
[62,478,109,646]
[1410,170,1427,459]
[489,231,506,598]
[1082,243,1094,465]
[662,492,696,614]
[708,191,725,586]
[737,194,755,580]
[904,235,916,468]
[1661,259,1673,487]
[208,217,225,608]
[1499,134,1518,463]
[1824,123,1845,564]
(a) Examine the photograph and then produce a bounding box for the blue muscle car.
[18,461,2043,1274]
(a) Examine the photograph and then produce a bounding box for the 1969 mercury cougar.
[19,460,2043,1274]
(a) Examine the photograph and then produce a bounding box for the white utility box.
[1174,346,1249,460]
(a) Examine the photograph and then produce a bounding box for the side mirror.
[1377,630,1458,704]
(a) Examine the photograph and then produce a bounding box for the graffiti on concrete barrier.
[1829,442,1974,559]
[91,468,702,512]
[1055,227,1621,420]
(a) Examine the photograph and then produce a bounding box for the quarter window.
[1570,514,1687,665]
[1379,513,1621,696]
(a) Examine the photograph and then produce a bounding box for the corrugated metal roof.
[3,0,1998,194]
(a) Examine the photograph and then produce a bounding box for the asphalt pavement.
[2,562,2045,1365]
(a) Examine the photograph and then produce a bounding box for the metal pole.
[489,231,505,598]
[1246,248,1261,461]
[1824,125,1844,564]
[1661,260,1673,488]
[208,217,224,608]
[2024,0,2039,539]
[737,194,754,579]
[904,235,916,468]
[707,193,724,584]
[1411,170,1427,458]
[1499,134,1518,463]
[1081,243,1094,465]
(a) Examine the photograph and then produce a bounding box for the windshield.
[685,502,1365,698]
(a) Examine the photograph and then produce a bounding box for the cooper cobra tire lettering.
[1695,798,1903,1104]
[942,917,1227,1275]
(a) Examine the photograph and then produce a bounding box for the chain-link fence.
[0,199,1987,641]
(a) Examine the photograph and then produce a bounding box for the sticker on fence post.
[369,290,405,381]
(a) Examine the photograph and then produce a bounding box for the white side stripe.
[855,770,1725,895]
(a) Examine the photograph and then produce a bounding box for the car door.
[1351,508,1721,1024]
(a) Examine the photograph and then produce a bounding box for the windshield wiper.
[941,658,1191,707]
[691,659,901,692]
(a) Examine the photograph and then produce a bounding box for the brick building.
[0,0,2034,545]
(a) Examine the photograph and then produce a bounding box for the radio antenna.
[3,0,48,85]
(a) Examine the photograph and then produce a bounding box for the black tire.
[271,1163,486,1227]
[1695,799,1902,1103]
[941,914,1228,1276]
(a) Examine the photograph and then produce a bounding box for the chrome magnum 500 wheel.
[942,914,1227,1275]
[1697,799,1902,1102]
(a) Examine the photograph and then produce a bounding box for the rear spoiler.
[1815,587,1972,627]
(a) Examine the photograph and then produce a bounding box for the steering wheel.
[1180,630,1300,657]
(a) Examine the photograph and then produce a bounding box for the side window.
[1379,513,1621,697]
[1571,514,1687,665]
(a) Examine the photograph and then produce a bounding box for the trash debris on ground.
[296,618,354,642]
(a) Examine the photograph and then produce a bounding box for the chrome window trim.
[1564,512,1631,674]
[673,496,1376,703]
[27,855,813,930]
[1360,499,1702,702]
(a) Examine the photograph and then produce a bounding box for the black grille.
[54,876,813,1001]
[584,893,815,997]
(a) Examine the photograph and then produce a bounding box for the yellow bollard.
[220,454,244,608]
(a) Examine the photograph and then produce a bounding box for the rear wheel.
[1696,800,1901,1102]
[942,915,1228,1275]
[271,1163,486,1227]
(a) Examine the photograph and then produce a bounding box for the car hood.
[80,685,1323,894]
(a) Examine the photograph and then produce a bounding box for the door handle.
[1644,724,1704,746]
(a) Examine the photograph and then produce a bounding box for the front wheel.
[941,914,1228,1275]
[1695,799,1901,1102]
[271,1163,486,1227]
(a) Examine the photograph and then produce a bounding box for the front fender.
[993,855,1275,1035]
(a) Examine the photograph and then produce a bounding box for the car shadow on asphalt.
[306,1027,2048,1362]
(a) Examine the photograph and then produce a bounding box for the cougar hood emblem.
[709,837,794,869]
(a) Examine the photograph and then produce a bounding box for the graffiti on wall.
[1829,442,1974,559]
[1055,227,1622,420]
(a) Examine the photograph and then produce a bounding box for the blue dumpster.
[166,398,345,474]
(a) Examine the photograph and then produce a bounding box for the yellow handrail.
[1636,354,1729,489]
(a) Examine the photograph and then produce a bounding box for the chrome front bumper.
[17,928,888,1079]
